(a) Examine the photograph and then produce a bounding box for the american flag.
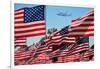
[45,35,76,47]
[57,44,75,56]
[14,37,26,47]
[14,5,46,38]
[15,51,32,60]
[83,49,94,58]
[50,48,61,57]
[57,43,89,57]
[59,26,69,35]
[68,10,94,37]
[62,35,76,44]
[44,30,76,47]
[63,53,80,62]
[68,43,89,56]
[36,46,52,54]
[76,37,89,44]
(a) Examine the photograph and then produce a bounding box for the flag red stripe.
[70,29,94,32]
[68,44,89,55]
[15,38,26,40]
[69,10,94,37]
[45,37,76,47]
[15,12,24,15]
[68,33,94,37]
[15,16,24,19]
[84,18,94,21]
[69,48,89,55]
[15,41,26,44]
[15,28,46,33]
[70,23,94,28]
[15,21,24,24]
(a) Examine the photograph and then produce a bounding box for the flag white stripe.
[46,38,75,44]
[15,18,24,22]
[52,36,62,39]
[64,37,76,39]
[69,26,93,31]
[71,48,89,54]
[15,30,45,36]
[15,43,26,45]
[78,43,89,46]
[15,10,24,14]
[15,40,26,42]
[71,21,93,27]
[62,40,75,43]
[15,14,24,18]
[69,31,93,35]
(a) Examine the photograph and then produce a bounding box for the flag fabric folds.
[15,5,46,38]
[15,51,32,60]
[68,10,94,37]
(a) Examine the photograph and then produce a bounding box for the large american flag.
[68,10,94,37]
[14,5,46,38]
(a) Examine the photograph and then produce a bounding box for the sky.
[15,3,94,46]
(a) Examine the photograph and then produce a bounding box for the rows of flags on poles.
[14,5,94,65]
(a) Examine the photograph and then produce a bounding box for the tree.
[33,43,35,45]
[47,28,58,35]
